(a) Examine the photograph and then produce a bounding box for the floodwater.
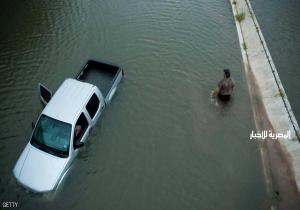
[0,0,266,209]
[251,0,300,123]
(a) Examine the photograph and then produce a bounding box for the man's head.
[224,69,231,78]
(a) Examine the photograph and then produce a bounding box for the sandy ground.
[246,63,300,209]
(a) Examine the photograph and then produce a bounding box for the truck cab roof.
[43,78,96,124]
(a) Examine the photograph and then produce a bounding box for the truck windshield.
[30,114,71,158]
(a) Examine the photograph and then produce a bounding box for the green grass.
[296,131,300,141]
[235,12,245,22]
[275,88,285,98]
[243,42,247,50]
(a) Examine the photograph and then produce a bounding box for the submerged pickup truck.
[13,60,124,193]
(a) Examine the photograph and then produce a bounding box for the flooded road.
[0,0,266,209]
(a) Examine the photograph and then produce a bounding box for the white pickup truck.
[13,60,124,193]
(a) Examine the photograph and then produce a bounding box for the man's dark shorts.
[218,93,231,102]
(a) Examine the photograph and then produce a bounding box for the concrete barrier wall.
[229,0,300,194]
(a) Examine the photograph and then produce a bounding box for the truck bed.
[75,60,123,102]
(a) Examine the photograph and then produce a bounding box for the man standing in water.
[211,69,235,101]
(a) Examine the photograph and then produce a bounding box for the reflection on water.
[0,0,266,209]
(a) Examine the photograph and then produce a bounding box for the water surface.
[0,0,265,209]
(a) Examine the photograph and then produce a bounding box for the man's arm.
[211,80,222,96]
[211,86,220,97]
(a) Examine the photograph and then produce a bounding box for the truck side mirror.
[31,122,35,130]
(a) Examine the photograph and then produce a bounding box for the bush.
[243,42,247,50]
[235,12,245,22]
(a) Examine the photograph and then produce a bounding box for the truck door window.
[73,113,88,147]
[86,93,100,119]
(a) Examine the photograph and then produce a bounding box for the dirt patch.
[245,63,300,209]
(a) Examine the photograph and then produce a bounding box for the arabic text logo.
[250,130,291,140]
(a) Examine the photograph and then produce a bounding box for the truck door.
[73,112,90,152]
[38,83,52,105]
